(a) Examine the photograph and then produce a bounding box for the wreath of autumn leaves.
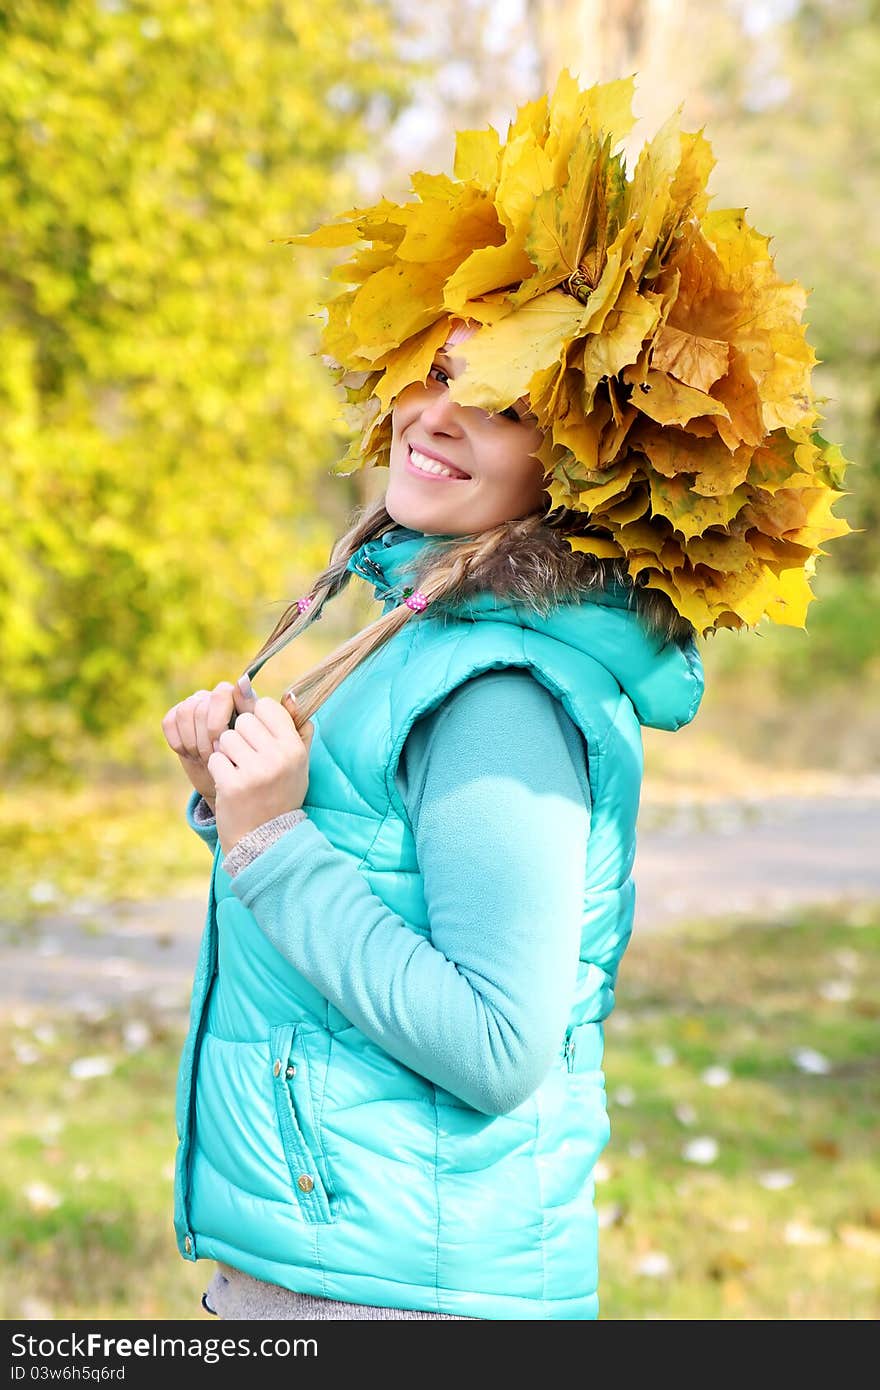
[285,70,852,635]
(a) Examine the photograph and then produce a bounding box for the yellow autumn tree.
[0,0,407,777]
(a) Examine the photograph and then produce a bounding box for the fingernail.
[283,688,296,703]
[212,739,221,753]
[238,674,256,700]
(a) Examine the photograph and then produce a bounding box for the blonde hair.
[250,495,695,733]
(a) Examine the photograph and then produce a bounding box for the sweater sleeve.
[186,789,220,854]
[228,668,591,1115]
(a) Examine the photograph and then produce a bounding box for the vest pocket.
[269,1023,336,1224]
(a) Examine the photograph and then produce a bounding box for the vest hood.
[346,524,704,733]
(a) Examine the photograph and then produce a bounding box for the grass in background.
[0,779,209,934]
[0,902,877,1320]
[600,901,880,1319]
[0,1006,204,1320]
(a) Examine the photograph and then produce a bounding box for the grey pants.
[204,1263,477,1320]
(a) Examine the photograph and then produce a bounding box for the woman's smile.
[386,339,547,536]
[406,444,472,482]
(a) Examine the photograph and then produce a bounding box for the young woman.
[161,73,849,1320]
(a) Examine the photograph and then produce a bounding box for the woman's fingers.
[164,681,289,768]
[203,682,237,748]
[251,693,302,737]
[226,709,273,754]
[213,725,259,768]
[193,694,215,764]
[281,691,314,746]
[162,690,210,759]
[280,690,298,724]
[232,673,259,719]
[213,697,311,759]
[192,683,230,763]
[177,694,206,760]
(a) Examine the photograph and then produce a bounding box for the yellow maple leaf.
[630,369,731,428]
[551,402,603,472]
[494,133,555,236]
[374,318,452,413]
[582,277,660,406]
[565,534,625,560]
[617,519,668,556]
[349,261,451,358]
[780,488,852,547]
[516,113,629,309]
[763,565,815,627]
[603,487,651,527]
[545,69,636,177]
[644,570,720,633]
[747,433,814,492]
[710,349,767,449]
[572,463,637,512]
[443,238,535,316]
[448,290,584,412]
[506,91,549,147]
[635,423,724,473]
[453,125,502,188]
[700,560,801,628]
[396,185,502,265]
[598,401,638,465]
[685,531,754,572]
[648,472,749,539]
[651,323,730,393]
[578,236,631,335]
[625,111,709,282]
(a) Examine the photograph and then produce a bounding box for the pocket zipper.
[270,1024,334,1223]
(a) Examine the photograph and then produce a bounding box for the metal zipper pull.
[352,555,384,583]
[563,1034,577,1072]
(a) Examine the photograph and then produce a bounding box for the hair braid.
[247,500,694,734]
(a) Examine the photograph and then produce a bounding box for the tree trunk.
[529,0,715,151]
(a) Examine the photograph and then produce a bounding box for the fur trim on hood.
[370,513,696,647]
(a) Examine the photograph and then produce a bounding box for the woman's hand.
[161,678,259,813]
[208,693,315,856]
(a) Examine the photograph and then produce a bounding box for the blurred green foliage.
[0,778,209,931]
[704,0,880,576]
[708,572,880,694]
[0,0,408,779]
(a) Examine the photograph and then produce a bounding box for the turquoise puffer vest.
[174,525,704,1319]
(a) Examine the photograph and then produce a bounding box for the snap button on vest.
[184,1235,193,1254]
[297,1175,315,1194]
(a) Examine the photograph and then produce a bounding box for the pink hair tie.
[297,593,315,614]
[403,588,428,613]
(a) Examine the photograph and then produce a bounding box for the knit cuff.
[221,810,309,877]
[192,796,217,827]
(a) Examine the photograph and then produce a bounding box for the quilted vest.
[174,525,704,1319]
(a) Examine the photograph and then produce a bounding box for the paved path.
[2,792,878,1018]
[635,789,880,927]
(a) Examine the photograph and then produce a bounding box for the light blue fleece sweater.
[195,664,591,1113]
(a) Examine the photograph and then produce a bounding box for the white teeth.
[410,447,468,480]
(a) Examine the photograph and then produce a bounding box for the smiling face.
[385,342,548,537]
